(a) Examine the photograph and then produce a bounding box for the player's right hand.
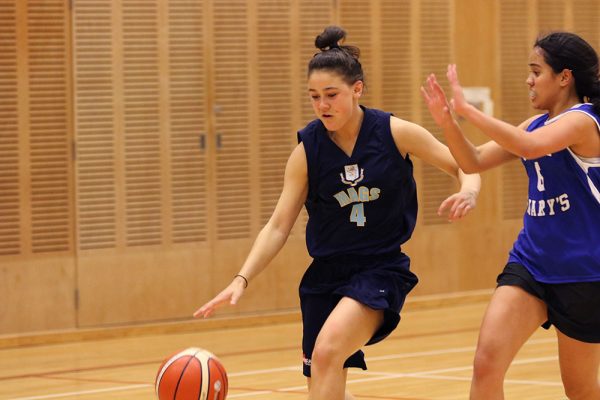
[193,277,246,318]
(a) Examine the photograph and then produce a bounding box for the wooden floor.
[0,291,580,400]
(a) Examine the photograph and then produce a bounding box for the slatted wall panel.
[256,1,292,225]
[27,0,72,253]
[297,1,332,127]
[168,0,208,243]
[380,0,412,120]
[0,1,20,255]
[295,1,333,235]
[73,1,118,250]
[419,0,455,225]
[499,1,530,220]
[573,1,600,51]
[537,0,565,34]
[213,0,251,240]
[339,0,374,107]
[122,0,163,246]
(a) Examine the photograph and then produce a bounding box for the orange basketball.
[155,347,228,400]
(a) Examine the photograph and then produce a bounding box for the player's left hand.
[437,190,477,222]
[421,73,454,128]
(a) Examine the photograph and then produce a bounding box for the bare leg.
[470,286,547,400]
[556,330,600,400]
[307,297,383,400]
[307,375,355,400]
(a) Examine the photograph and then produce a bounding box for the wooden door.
[72,0,213,326]
[0,0,76,335]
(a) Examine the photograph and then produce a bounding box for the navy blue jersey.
[298,106,418,258]
[508,103,600,283]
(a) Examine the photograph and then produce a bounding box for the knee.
[311,340,345,371]
[471,347,507,382]
[562,379,600,400]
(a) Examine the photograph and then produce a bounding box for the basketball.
[155,347,228,400]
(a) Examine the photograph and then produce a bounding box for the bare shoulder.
[284,142,308,178]
[390,115,429,135]
[389,115,432,144]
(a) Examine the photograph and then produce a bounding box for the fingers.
[437,193,475,222]
[193,305,212,318]
[193,293,228,319]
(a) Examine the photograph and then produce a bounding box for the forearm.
[457,168,481,198]
[236,223,290,283]
[440,116,485,173]
[461,104,526,156]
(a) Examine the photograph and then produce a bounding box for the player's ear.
[559,68,573,87]
[353,80,363,98]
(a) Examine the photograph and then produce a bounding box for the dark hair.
[307,26,364,86]
[535,31,600,114]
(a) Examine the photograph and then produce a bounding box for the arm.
[421,72,519,173]
[444,64,593,160]
[193,143,308,318]
[390,117,481,221]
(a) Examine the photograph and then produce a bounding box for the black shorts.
[497,263,600,343]
[299,251,418,377]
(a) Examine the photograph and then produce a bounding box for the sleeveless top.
[508,103,600,283]
[297,106,418,259]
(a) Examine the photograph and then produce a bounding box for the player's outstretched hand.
[421,73,453,128]
[193,277,246,318]
[446,64,471,117]
[437,190,477,222]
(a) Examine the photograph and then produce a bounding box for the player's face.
[307,70,362,132]
[526,47,563,110]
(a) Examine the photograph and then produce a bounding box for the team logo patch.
[340,164,364,186]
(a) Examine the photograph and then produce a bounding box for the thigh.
[557,330,600,386]
[476,286,547,363]
[316,296,384,357]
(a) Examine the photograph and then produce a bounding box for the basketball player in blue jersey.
[422,31,600,400]
[195,26,481,400]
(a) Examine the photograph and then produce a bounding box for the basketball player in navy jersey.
[422,31,600,400]
[195,26,481,400]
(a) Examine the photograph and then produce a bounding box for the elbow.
[520,146,544,160]
[460,164,481,174]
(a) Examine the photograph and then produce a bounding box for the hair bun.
[315,26,346,51]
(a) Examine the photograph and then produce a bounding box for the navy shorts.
[497,263,600,343]
[299,251,418,377]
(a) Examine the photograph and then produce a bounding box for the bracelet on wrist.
[234,274,248,288]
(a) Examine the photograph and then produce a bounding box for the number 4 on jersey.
[350,203,366,226]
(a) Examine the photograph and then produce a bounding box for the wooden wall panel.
[292,0,333,236]
[8,0,600,335]
[572,1,600,56]
[499,0,530,221]
[122,0,163,247]
[338,0,374,107]
[0,1,20,256]
[418,0,456,225]
[73,0,212,326]
[537,0,565,33]
[380,0,413,120]
[168,0,209,244]
[0,0,76,335]
[256,0,293,226]
[212,0,252,241]
[73,1,118,251]
[28,0,73,253]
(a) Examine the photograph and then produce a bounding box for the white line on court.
[6,337,559,399]
[7,384,151,400]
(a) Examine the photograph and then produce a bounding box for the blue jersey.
[298,106,418,258]
[508,103,600,283]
